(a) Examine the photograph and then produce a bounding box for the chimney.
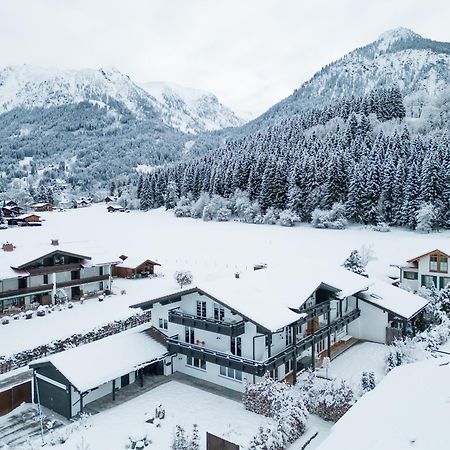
[2,242,14,252]
[234,272,240,279]
[51,239,59,246]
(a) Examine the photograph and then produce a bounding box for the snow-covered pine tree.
[343,250,368,276]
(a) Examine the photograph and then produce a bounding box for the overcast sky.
[1,0,449,117]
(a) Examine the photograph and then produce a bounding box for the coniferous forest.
[137,87,450,230]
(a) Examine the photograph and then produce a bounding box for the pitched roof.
[318,357,450,450]
[30,325,167,392]
[357,280,428,320]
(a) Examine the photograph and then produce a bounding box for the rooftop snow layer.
[198,263,372,331]
[359,280,428,319]
[31,325,167,392]
[318,356,450,450]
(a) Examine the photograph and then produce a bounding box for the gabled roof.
[30,325,167,392]
[15,213,41,220]
[132,264,372,332]
[407,248,450,263]
[32,202,52,207]
[357,280,428,320]
[14,249,91,270]
[318,357,450,450]
[118,256,161,269]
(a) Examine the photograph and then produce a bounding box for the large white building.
[398,247,450,292]
[132,265,428,392]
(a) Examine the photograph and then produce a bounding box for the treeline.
[137,87,450,229]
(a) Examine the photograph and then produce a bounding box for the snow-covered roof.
[107,204,124,210]
[195,264,372,332]
[358,280,428,319]
[32,203,52,208]
[15,213,41,220]
[31,325,167,392]
[118,255,160,268]
[406,246,450,262]
[318,357,450,450]
[0,242,120,280]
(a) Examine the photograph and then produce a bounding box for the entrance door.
[71,286,81,300]
[121,374,130,387]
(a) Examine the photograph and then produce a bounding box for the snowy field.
[2,203,450,281]
[2,204,447,358]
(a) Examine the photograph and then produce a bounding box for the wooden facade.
[32,203,53,212]
[113,259,160,278]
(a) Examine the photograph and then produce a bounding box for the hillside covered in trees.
[137,87,450,230]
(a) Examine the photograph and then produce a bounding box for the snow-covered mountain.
[250,27,450,129]
[0,65,160,118]
[140,81,244,134]
[0,65,244,134]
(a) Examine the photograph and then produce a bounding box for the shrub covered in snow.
[343,250,368,277]
[360,371,376,394]
[171,424,199,450]
[262,208,278,225]
[174,196,192,218]
[372,222,391,232]
[216,207,232,222]
[174,271,193,289]
[244,375,308,447]
[278,210,296,227]
[311,203,348,229]
[415,202,435,233]
[306,380,354,422]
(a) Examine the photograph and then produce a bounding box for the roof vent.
[235,272,240,279]
[2,242,14,252]
[51,239,59,246]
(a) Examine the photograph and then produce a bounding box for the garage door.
[35,376,71,419]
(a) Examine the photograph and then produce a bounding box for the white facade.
[400,251,450,292]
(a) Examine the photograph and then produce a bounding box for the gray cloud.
[0,0,449,116]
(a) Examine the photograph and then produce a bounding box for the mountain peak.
[376,27,421,48]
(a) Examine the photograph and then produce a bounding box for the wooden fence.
[0,381,32,417]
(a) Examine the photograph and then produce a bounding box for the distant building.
[104,196,118,203]
[0,242,117,313]
[107,204,125,213]
[397,248,450,291]
[113,256,161,278]
[1,205,24,218]
[7,213,42,226]
[31,203,54,212]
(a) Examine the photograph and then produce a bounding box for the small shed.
[107,204,125,213]
[8,213,42,226]
[104,196,118,203]
[114,256,161,278]
[31,203,53,212]
[30,327,168,418]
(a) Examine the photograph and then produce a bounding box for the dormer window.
[430,254,448,273]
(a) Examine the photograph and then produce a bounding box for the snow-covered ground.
[3,204,450,281]
[43,381,276,449]
[315,342,387,392]
[2,204,447,358]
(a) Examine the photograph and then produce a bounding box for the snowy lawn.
[46,381,279,450]
[315,342,387,393]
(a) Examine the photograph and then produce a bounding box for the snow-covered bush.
[415,202,435,233]
[174,271,193,289]
[262,208,278,225]
[216,207,231,222]
[244,375,308,447]
[190,192,210,218]
[174,196,192,218]
[171,424,199,450]
[360,371,376,394]
[372,222,391,232]
[343,250,368,277]
[1,316,10,325]
[278,210,296,227]
[248,424,284,450]
[308,380,354,422]
[311,203,348,229]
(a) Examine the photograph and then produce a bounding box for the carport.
[30,326,169,418]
